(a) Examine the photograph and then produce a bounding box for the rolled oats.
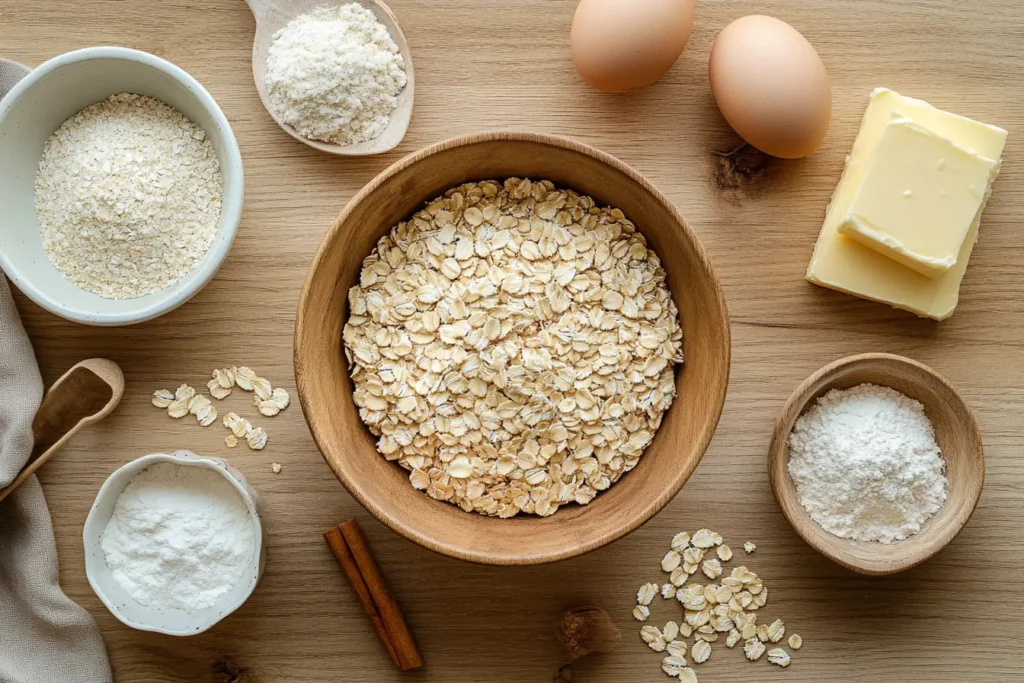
[342,179,683,517]
[788,634,802,650]
[767,648,791,668]
[633,605,650,622]
[151,390,174,408]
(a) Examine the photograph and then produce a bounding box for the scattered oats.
[196,403,218,427]
[678,622,693,638]
[717,544,732,562]
[252,377,273,401]
[151,389,174,408]
[744,638,766,661]
[683,547,704,565]
[253,393,264,408]
[741,622,758,640]
[633,605,650,622]
[649,638,668,653]
[661,583,677,600]
[726,629,741,648]
[213,368,235,389]
[695,625,718,642]
[670,566,688,587]
[671,532,691,551]
[640,625,661,644]
[691,529,716,549]
[702,558,722,580]
[662,655,688,677]
[259,400,282,417]
[175,384,196,401]
[343,179,684,517]
[638,582,658,606]
[677,668,698,683]
[666,640,687,658]
[663,621,680,642]
[766,619,785,643]
[757,625,770,642]
[246,426,268,450]
[271,387,290,410]
[233,366,257,391]
[691,639,711,664]
[167,398,190,419]
[225,434,238,448]
[744,542,756,554]
[209,380,232,400]
[272,462,282,474]
[662,550,682,572]
[788,634,803,650]
[188,394,211,415]
[767,648,791,668]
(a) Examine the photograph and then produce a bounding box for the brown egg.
[709,15,831,159]
[571,0,695,93]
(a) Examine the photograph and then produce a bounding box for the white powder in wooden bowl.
[34,93,222,300]
[787,383,948,543]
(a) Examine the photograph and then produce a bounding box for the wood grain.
[768,353,984,575]
[295,131,730,564]
[2,0,1023,681]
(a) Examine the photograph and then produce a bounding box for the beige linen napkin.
[0,60,112,683]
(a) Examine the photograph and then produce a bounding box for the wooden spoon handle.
[0,359,124,503]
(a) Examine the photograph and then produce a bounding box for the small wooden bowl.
[295,132,731,565]
[768,353,984,575]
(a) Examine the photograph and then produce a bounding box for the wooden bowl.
[768,353,984,575]
[295,132,731,565]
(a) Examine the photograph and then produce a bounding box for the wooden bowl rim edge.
[768,352,984,576]
[294,130,732,564]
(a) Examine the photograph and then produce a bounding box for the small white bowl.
[0,47,244,326]
[83,451,266,636]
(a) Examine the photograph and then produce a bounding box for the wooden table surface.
[4,1,1023,681]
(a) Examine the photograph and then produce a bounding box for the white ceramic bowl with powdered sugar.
[83,451,265,636]
[0,47,243,325]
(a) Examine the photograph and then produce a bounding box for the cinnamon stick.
[323,520,424,671]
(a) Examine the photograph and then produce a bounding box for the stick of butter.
[838,114,1000,277]
[807,88,1007,320]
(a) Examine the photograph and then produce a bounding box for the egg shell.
[709,15,831,159]
[571,0,695,93]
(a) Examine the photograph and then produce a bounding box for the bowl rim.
[294,130,731,564]
[82,450,264,636]
[0,46,244,326]
[767,352,985,575]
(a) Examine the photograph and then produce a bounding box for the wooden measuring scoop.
[244,0,415,156]
[0,359,124,503]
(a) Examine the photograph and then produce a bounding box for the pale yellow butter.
[807,88,1007,320]
[837,114,999,277]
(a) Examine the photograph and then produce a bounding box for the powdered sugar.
[100,462,255,612]
[264,3,407,145]
[35,93,222,300]
[787,383,948,543]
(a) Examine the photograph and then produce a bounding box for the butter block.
[837,114,1000,277]
[807,88,1007,320]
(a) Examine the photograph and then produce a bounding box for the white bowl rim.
[0,46,244,326]
[82,450,263,636]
